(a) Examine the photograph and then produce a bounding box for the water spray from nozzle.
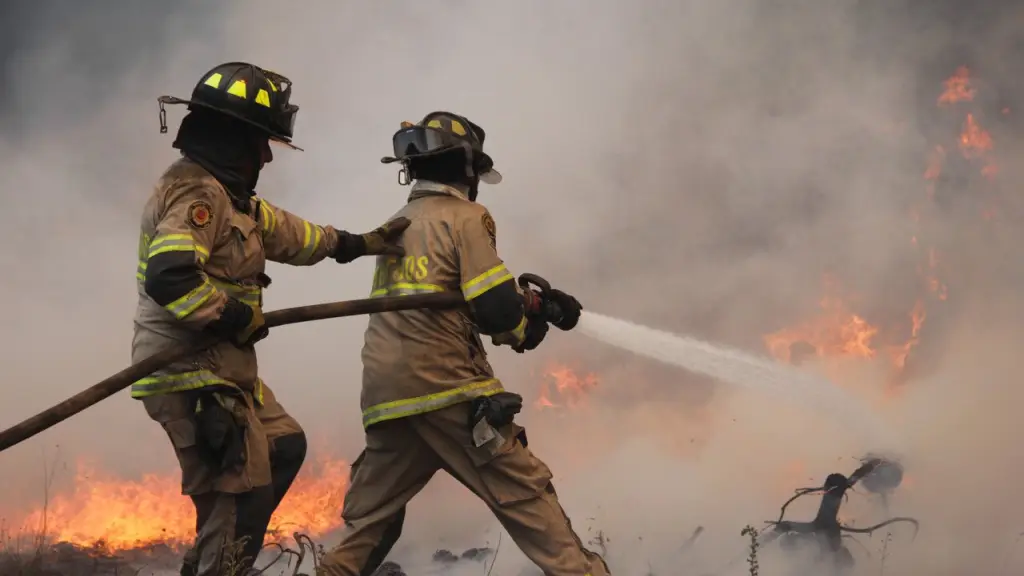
[575,311,907,454]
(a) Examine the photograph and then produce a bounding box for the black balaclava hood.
[406,149,481,201]
[172,107,263,213]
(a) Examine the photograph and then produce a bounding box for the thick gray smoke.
[3,0,1024,573]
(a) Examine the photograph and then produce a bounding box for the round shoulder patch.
[481,211,496,249]
[186,200,214,230]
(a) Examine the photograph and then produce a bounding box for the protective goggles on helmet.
[390,125,464,159]
[384,124,502,185]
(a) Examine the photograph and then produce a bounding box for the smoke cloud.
[2,0,1024,573]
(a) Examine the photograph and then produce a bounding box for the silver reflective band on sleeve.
[148,233,210,263]
[130,369,234,398]
[164,280,217,319]
[361,379,504,428]
[137,234,211,283]
[369,283,445,298]
[461,264,513,301]
[288,220,324,265]
[209,278,262,307]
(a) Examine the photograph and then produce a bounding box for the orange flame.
[13,454,348,552]
[958,113,998,180]
[533,363,599,410]
[959,113,993,157]
[937,66,975,105]
[933,67,999,180]
[763,279,879,363]
[888,300,926,371]
[763,275,933,393]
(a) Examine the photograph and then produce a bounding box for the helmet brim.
[479,168,502,185]
[158,95,304,151]
[477,150,501,185]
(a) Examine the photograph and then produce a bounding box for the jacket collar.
[408,180,471,202]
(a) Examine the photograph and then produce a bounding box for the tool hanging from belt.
[469,392,527,449]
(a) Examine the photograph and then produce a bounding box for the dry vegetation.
[0,527,504,576]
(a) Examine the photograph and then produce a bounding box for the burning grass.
[0,529,154,576]
[5,455,348,555]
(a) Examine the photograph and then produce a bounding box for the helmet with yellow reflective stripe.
[382,111,502,186]
[158,62,301,150]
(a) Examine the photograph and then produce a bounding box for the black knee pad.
[362,506,407,576]
[271,431,308,465]
[179,548,198,576]
[270,431,308,505]
[234,485,276,569]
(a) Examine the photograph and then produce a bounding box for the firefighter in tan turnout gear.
[318,112,611,576]
[134,62,409,576]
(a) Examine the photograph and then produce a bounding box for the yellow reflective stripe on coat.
[165,279,217,319]
[209,278,262,307]
[287,220,323,265]
[510,315,527,344]
[369,283,445,298]
[258,200,278,236]
[130,369,233,398]
[362,379,504,428]
[461,264,513,301]
[147,233,210,263]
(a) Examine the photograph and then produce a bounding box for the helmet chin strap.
[458,140,487,202]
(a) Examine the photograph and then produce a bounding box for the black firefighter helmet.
[381,111,502,186]
[158,62,302,149]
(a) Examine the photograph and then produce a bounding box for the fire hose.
[0,291,465,454]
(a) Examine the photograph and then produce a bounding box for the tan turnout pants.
[319,402,610,576]
[144,381,307,576]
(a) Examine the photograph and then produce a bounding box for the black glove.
[205,298,269,347]
[333,217,412,264]
[546,289,582,331]
[469,392,524,430]
[513,317,549,353]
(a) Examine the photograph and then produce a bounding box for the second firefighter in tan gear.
[136,62,409,576]
[319,112,609,576]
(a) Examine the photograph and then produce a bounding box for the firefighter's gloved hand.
[546,289,583,331]
[206,298,269,347]
[333,217,411,264]
[195,392,247,471]
[469,392,524,429]
[513,318,549,353]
